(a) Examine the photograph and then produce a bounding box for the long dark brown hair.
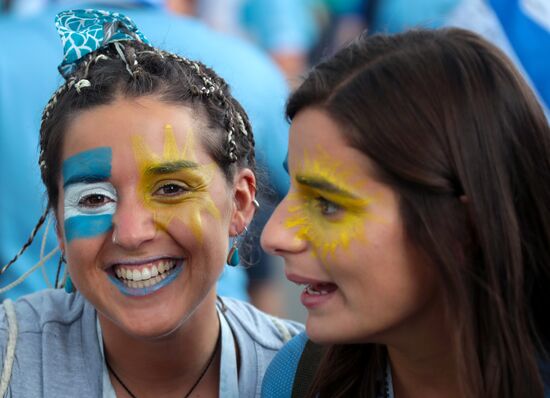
[287,28,550,398]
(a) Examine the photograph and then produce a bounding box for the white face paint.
[63,182,118,220]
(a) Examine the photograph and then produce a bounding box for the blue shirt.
[0,290,304,397]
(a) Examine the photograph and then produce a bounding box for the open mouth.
[300,282,338,308]
[303,282,338,296]
[108,258,184,296]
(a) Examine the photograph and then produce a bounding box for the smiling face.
[262,107,441,344]
[56,96,248,338]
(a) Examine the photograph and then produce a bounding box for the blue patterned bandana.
[55,9,150,79]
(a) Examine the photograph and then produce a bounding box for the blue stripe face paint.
[64,214,114,242]
[62,148,117,242]
[63,147,112,186]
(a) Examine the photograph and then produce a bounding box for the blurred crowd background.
[1,0,548,323]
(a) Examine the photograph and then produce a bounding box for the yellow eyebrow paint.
[285,148,378,261]
[132,124,220,241]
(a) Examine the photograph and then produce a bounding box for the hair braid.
[54,254,65,289]
[38,51,112,183]
[39,80,73,173]
[1,208,49,274]
[228,96,255,169]
[160,49,254,164]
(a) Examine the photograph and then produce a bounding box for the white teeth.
[132,269,142,281]
[114,259,179,287]
[121,273,167,289]
[305,284,330,295]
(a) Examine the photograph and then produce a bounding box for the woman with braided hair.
[261,28,550,397]
[0,9,302,397]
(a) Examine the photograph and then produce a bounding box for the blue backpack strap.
[291,338,324,398]
[262,332,308,397]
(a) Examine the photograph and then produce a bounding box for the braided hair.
[39,40,256,211]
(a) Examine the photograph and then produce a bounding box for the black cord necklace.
[382,352,393,398]
[384,362,390,398]
[105,329,221,398]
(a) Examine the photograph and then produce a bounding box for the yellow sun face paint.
[285,148,378,260]
[132,124,220,242]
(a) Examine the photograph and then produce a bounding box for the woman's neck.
[98,292,221,397]
[384,298,462,398]
[388,344,461,398]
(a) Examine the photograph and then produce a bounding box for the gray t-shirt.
[0,289,303,397]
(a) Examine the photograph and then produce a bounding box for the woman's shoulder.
[261,332,310,398]
[219,298,304,396]
[0,290,102,396]
[221,296,304,350]
[0,289,86,334]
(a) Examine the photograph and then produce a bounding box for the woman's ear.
[229,168,257,236]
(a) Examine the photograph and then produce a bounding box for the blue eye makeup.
[62,147,112,187]
[64,182,117,216]
[62,148,116,242]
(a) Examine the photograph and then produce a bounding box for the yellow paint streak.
[284,149,378,260]
[132,125,220,242]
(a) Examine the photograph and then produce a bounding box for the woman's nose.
[111,196,156,250]
[261,196,307,256]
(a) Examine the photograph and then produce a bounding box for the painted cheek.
[131,125,221,242]
[62,147,116,242]
[285,193,371,260]
[141,171,220,241]
[64,214,113,242]
[284,148,376,261]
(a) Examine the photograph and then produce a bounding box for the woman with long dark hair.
[261,28,550,398]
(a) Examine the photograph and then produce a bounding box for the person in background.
[166,0,318,87]
[365,0,549,113]
[261,28,550,397]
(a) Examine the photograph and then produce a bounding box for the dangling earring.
[64,275,74,294]
[227,226,248,267]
